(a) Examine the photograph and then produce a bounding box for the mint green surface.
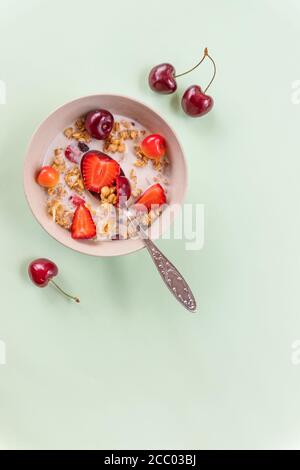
[1,0,300,450]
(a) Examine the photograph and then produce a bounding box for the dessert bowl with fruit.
[24,94,187,257]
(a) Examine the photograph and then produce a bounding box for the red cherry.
[181,85,214,117]
[28,258,58,287]
[181,48,216,118]
[37,166,59,188]
[148,63,177,94]
[148,48,217,119]
[85,109,114,140]
[28,258,80,302]
[141,134,166,160]
[116,175,131,206]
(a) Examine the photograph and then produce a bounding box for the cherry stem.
[175,48,208,78]
[50,280,80,303]
[204,50,217,93]
[174,47,217,93]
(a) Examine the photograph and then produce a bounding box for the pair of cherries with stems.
[148,47,216,117]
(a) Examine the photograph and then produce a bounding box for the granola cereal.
[64,166,84,193]
[63,117,92,143]
[47,183,66,198]
[38,112,169,241]
[51,152,66,173]
[47,200,73,230]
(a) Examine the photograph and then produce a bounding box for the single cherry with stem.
[181,48,216,117]
[28,258,80,303]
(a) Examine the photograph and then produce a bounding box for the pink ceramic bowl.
[24,94,187,256]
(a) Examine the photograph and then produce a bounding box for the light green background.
[0,0,300,450]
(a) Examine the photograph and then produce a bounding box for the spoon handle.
[126,210,197,312]
[142,236,197,313]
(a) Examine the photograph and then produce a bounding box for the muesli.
[36,109,169,240]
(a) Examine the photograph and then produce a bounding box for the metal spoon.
[84,171,197,312]
[126,210,197,313]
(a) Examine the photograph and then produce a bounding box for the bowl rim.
[23,93,188,257]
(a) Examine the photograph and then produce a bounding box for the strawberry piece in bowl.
[71,204,96,240]
[135,184,166,212]
[81,150,120,194]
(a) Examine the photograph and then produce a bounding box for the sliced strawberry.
[81,151,120,193]
[135,184,166,211]
[69,194,86,207]
[71,204,96,240]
